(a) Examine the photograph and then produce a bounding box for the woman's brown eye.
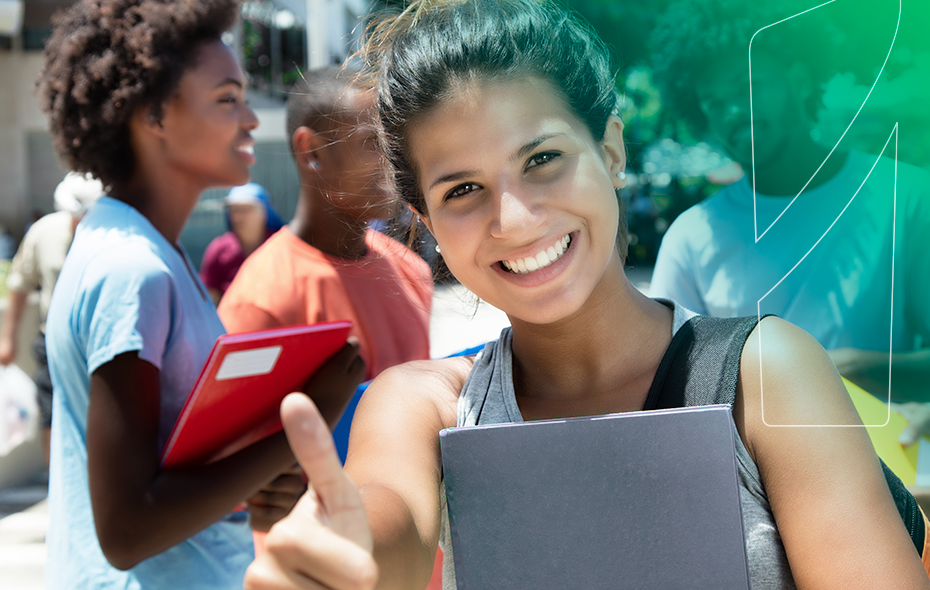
[527,151,559,169]
[447,183,478,200]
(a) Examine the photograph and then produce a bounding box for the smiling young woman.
[409,76,627,328]
[244,1,930,590]
[120,38,259,244]
[35,1,364,588]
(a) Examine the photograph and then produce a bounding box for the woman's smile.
[501,233,571,274]
[234,141,256,165]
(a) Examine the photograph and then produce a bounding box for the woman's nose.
[242,104,259,131]
[491,188,545,239]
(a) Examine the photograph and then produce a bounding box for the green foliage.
[568,0,928,170]
[240,0,305,97]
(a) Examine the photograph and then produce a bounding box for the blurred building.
[0,0,368,267]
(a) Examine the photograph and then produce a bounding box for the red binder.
[160,320,352,469]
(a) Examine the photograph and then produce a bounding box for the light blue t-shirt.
[651,151,930,351]
[45,197,253,589]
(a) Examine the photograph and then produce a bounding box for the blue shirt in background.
[45,197,253,589]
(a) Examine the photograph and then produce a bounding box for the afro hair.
[36,0,240,187]
[650,0,842,135]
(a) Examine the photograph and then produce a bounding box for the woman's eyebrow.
[512,134,560,161]
[213,77,244,90]
[429,169,480,191]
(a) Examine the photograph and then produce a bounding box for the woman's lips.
[501,234,571,274]
[235,143,256,164]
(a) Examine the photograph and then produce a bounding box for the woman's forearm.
[360,484,437,590]
[95,430,296,570]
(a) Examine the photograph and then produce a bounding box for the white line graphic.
[750,0,902,427]
[750,0,901,243]
[758,126,898,427]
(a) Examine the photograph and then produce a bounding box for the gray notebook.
[440,405,750,590]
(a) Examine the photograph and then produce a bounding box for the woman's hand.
[246,465,307,533]
[245,393,378,590]
[304,338,366,430]
[246,338,366,534]
[892,402,930,447]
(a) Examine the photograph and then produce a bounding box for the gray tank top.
[438,301,796,589]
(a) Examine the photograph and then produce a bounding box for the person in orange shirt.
[217,66,433,560]
[218,65,432,380]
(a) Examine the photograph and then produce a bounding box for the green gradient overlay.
[746,0,929,425]
[602,0,930,426]
[814,0,928,169]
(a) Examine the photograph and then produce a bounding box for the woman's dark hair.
[362,0,627,256]
[650,0,841,135]
[36,0,240,187]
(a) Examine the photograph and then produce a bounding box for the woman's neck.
[109,172,201,245]
[508,267,674,420]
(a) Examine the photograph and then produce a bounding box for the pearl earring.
[435,244,441,254]
[618,171,626,180]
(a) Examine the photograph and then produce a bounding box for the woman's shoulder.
[357,356,476,429]
[738,315,834,401]
[72,231,171,291]
[371,356,476,400]
[735,316,857,457]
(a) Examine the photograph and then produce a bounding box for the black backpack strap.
[643,315,761,410]
[884,461,927,556]
[644,312,927,558]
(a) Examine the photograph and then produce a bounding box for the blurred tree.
[241,0,306,99]
[358,0,929,264]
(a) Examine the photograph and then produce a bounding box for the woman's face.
[409,77,627,325]
[157,39,258,189]
[227,202,267,245]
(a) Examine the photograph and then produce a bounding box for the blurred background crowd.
[1,0,927,277]
[0,0,927,587]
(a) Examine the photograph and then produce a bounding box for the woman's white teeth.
[502,235,571,274]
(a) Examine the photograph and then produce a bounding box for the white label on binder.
[215,346,282,381]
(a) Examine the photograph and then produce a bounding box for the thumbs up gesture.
[245,393,378,590]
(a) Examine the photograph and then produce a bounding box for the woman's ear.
[601,115,627,188]
[292,126,325,171]
[132,105,167,140]
[410,203,434,236]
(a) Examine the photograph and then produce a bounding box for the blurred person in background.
[649,0,930,441]
[0,225,15,260]
[217,66,433,569]
[199,182,284,305]
[218,65,432,380]
[24,208,46,236]
[0,171,104,466]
